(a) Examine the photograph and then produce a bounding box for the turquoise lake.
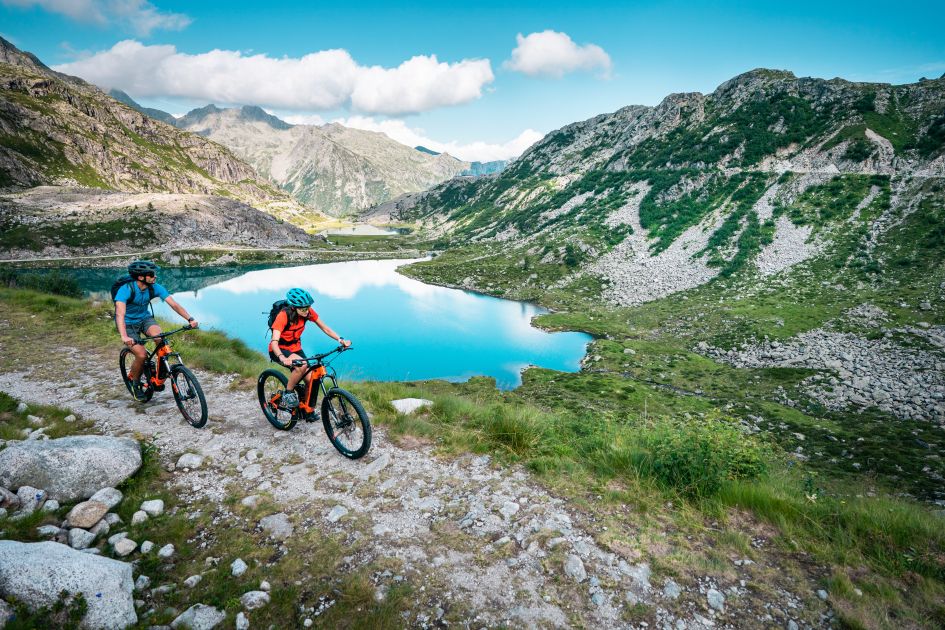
[68,259,590,389]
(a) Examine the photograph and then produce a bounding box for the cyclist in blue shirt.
[116,260,198,400]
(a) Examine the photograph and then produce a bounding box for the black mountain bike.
[119,325,208,429]
[257,345,372,459]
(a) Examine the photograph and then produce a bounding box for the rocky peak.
[238,105,292,130]
[175,104,224,128]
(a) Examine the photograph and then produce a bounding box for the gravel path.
[0,356,699,629]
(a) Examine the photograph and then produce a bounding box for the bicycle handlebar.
[143,324,196,341]
[291,344,350,367]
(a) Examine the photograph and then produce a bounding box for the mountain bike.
[119,325,209,429]
[257,345,372,459]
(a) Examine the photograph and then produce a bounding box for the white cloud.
[2,0,190,36]
[53,40,494,115]
[328,116,543,163]
[504,30,611,79]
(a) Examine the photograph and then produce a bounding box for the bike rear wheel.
[119,348,153,402]
[321,388,371,459]
[170,365,208,428]
[257,369,297,431]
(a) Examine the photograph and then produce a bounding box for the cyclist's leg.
[127,321,148,380]
[285,352,307,391]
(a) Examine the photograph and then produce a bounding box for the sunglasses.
[295,306,310,311]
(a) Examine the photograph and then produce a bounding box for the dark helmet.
[285,288,314,308]
[128,260,159,278]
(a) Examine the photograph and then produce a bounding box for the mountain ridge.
[173,105,471,216]
[382,67,945,308]
[0,36,321,228]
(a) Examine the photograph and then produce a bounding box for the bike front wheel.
[321,388,371,459]
[257,369,297,431]
[170,365,208,428]
[119,348,153,402]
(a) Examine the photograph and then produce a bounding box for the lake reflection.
[112,259,588,388]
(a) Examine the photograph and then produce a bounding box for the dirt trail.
[0,351,699,629]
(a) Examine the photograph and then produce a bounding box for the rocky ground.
[697,304,945,425]
[0,346,835,629]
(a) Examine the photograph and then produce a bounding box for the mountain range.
[111,93,508,216]
[379,68,945,306]
[171,105,470,216]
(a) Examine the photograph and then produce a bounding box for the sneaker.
[131,382,147,401]
[304,409,321,423]
[281,390,299,409]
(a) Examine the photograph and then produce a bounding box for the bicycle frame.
[269,345,347,416]
[140,326,192,389]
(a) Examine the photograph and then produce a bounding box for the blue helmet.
[285,288,314,308]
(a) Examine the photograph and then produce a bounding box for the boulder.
[67,500,110,529]
[259,513,293,541]
[240,590,270,610]
[171,604,225,629]
[68,528,96,550]
[0,436,141,502]
[113,538,137,557]
[176,453,204,469]
[91,488,124,510]
[231,558,248,577]
[15,486,46,514]
[0,540,136,629]
[140,499,164,517]
[390,398,433,415]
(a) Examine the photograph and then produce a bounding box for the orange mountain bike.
[119,325,208,429]
[257,345,371,459]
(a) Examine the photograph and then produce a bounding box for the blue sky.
[2,0,943,161]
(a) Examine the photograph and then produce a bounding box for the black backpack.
[266,299,290,330]
[111,275,156,318]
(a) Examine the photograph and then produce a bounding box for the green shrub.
[626,414,771,497]
[477,404,552,456]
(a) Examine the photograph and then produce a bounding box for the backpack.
[266,299,290,330]
[111,275,156,319]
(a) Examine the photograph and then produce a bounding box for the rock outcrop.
[0,540,136,629]
[0,436,141,502]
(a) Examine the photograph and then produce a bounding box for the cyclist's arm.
[164,296,197,327]
[115,302,131,343]
[269,328,292,366]
[314,318,348,346]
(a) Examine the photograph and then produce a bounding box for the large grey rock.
[171,604,225,629]
[0,436,141,502]
[0,540,136,629]
[707,588,725,612]
[67,500,110,529]
[113,538,137,557]
[231,558,248,577]
[259,513,293,541]
[15,486,46,513]
[564,554,586,582]
[68,528,96,550]
[240,590,270,610]
[140,499,164,517]
[176,453,204,469]
[390,398,433,415]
